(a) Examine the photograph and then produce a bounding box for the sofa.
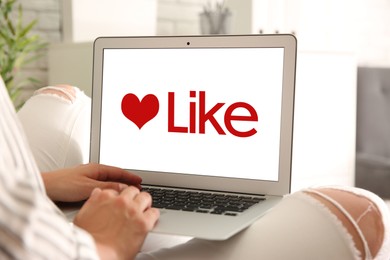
[355,67,390,199]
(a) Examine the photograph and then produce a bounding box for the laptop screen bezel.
[90,34,297,196]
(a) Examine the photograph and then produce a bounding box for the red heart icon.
[121,93,159,129]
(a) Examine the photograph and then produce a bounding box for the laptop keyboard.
[142,186,265,216]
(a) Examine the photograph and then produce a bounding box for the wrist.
[95,240,123,260]
[41,172,55,200]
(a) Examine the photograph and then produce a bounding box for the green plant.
[0,0,47,109]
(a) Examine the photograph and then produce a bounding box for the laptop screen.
[98,47,284,182]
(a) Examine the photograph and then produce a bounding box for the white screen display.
[99,47,284,181]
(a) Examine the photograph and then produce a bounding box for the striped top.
[0,78,99,259]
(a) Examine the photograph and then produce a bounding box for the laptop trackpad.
[152,196,281,240]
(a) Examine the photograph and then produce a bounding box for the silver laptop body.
[90,34,297,240]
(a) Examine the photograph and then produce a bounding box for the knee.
[305,187,387,259]
[34,85,77,103]
[18,84,91,171]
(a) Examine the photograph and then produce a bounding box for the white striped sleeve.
[0,177,99,260]
[0,78,99,259]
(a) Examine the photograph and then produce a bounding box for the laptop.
[90,34,297,240]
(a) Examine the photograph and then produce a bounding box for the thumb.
[85,187,102,204]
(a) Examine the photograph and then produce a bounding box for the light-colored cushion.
[356,67,390,198]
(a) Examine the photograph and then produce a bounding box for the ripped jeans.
[18,85,91,172]
[17,85,390,260]
[138,187,390,260]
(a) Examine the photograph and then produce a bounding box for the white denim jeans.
[18,86,91,172]
[17,86,390,260]
[138,186,390,260]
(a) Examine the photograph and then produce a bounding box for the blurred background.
[2,0,390,202]
[11,0,390,89]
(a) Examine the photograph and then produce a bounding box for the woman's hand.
[41,163,142,202]
[74,186,160,260]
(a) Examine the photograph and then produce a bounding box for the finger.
[87,187,102,202]
[143,208,160,230]
[90,164,142,185]
[119,185,140,201]
[83,187,104,205]
[134,192,153,211]
[96,181,129,192]
[100,181,141,191]
[97,189,120,200]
